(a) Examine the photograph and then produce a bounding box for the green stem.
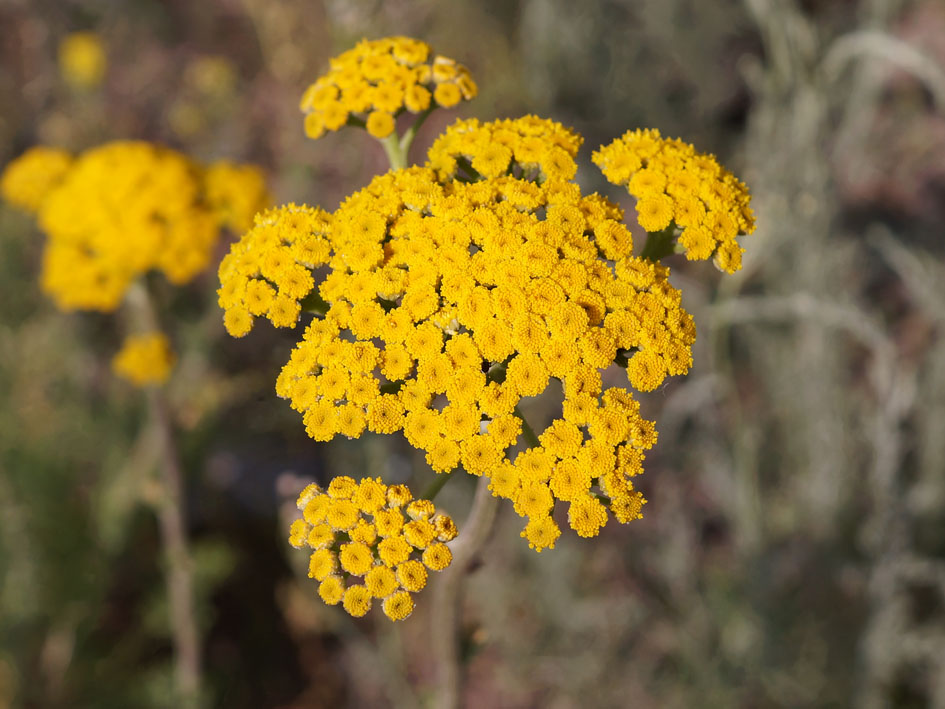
[299,289,330,316]
[639,225,677,262]
[400,105,435,156]
[380,133,407,170]
[514,406,541,448]
[421,470,456,502]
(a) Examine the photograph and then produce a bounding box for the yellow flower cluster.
[59,31,106,89]
[0,147,72,212]
[299,36,477,141]
[427,116,582,183]
[204,161,271,234]
[271,152,690,550]
[111,332,176,387]
[288,477,457,621]
[0,141,268,312]
[593,128,755,273]
[217,204,332,337]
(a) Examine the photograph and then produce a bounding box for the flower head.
[2,141,269,313]
[111,333,176,387]
[592,128,755,273]
[299,37,477,141]
[427,116,582,183]
[59,32,106,89]
[217,204,331,337]
[0,147,73,213]
[271,155,686,547]
[289,478,456,621]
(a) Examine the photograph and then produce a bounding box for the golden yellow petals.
[111,333,176,387]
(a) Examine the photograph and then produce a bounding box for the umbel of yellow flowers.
[1,141,269,386]
[289,477,457,621]
[299,36,476,141]
[217,37,753,620]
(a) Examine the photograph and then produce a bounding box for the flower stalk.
[126,284,202,708]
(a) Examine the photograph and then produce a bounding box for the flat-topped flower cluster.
[300,36,476,141]
[215,36,754,621]
[288,477,457,621]
[2,141,269,313]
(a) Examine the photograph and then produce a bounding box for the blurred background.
[2,0,945,707]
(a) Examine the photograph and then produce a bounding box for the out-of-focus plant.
[58,32,107,91]
[218,34,754,706]
[0,141,269,708]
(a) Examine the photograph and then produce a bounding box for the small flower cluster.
[0,146,73,212]
[427,116,582,182]
[218,204,332,336]
[1,141,269,312]
[299,36,477,141]
[59,31,106,89]
[204,160,272,234]
[111,332,176,387]
[288,477,457,621]
[593,128,755,273]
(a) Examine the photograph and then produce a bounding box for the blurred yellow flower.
[59,32,106,89]
[0,146,72,213]
[1,141,269,313]
[111,333,176,387]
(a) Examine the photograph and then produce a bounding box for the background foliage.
[2,0,945,706]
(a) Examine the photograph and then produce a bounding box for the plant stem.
[431,473,498,709]
[126,283,201,707]
[421,470,456,502]
[380,133,407,170]
[639,225,677,262]
[399,106,434,157]
[149,387,202,708]
[514,405,541,448]
[379,107,435,170]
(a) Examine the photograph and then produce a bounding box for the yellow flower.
[342,585,373,617]
[204,161,270,233]
[427,116,582,183]
[3,141,266,314]
[592,128,754,273]
[382,591,415,621]
[422,543,452,571]
[111,333,176,387]
[521,516,561,552]
[218,203,328,337]
[300,37,476,142]
[59,32,106,89]
[396,560,428,592]
[0,147,72,213]
[318,576,345,605]
[290,478,455,620]
[366,111,396,138]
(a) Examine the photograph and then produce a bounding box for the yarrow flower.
[288,477,457,620]
[204,161,272,234]
[111,332,176,387]
[266,146,686,550]
[427,116,583,182]
[59,31,107,89]
[1,141,269,312]
[217,204,332,337]
[592,128,755,273]
[0,147,73,213]
[299,36,477,141]
[218,37,754,569]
